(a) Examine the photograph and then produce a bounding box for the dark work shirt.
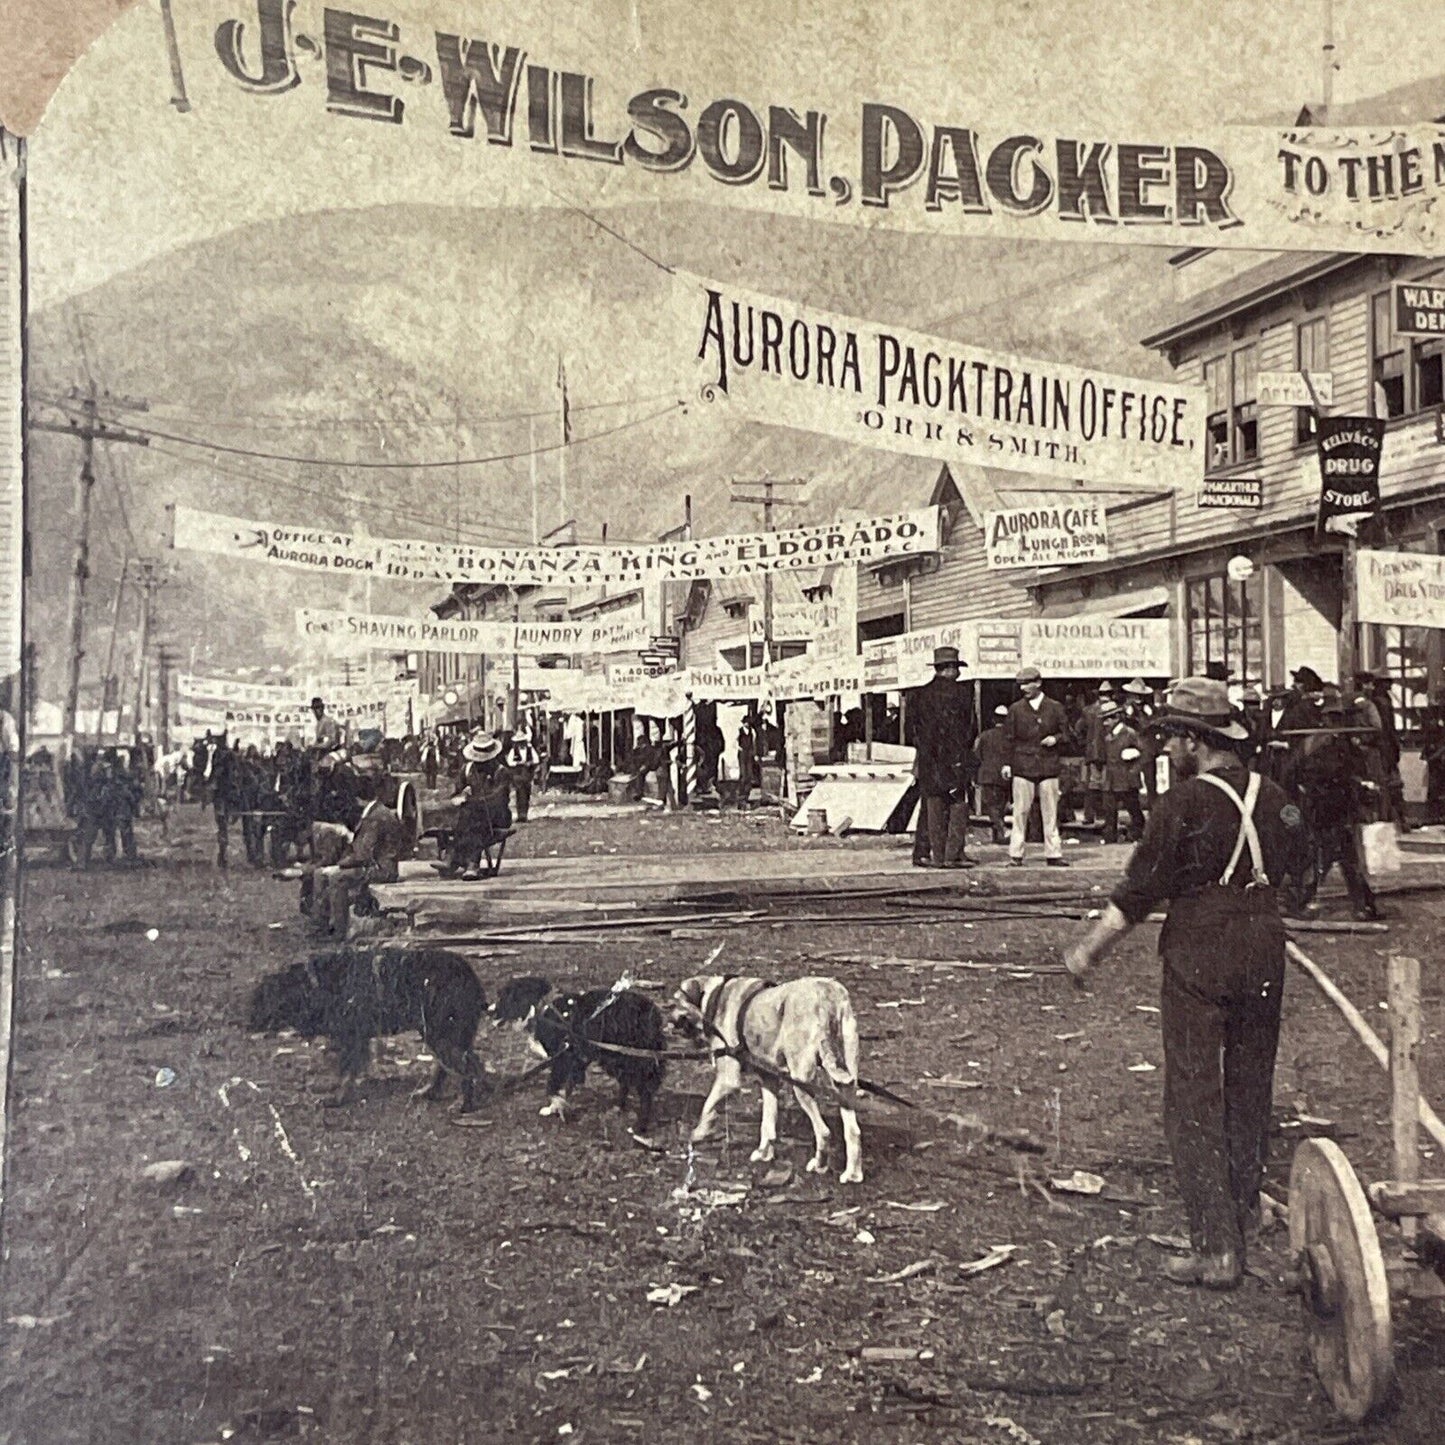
[1110,760,1310,925]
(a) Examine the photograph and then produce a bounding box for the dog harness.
[702,975,772,1062]
[1197,770,1268,889]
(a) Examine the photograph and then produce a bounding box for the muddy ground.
[2,802,1444,1444]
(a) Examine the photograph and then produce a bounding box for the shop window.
[1202,344,1257,470]
[1374,626,1432,735]
[1296,315,1329,445]
[1185,571,1264,685]
[1372,289,1408,418]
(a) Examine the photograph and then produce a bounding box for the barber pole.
[682,702,698,806]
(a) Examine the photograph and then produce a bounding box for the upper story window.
[1204,342,1258,471]
[1371,290,1406,418]
[1296,315,1329,445]
[1370,285,1445,420]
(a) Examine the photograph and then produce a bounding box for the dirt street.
[2,803,1443,1444]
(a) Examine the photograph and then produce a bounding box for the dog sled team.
[249,947,868,1187]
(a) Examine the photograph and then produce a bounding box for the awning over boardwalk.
[1037,585,1171,620]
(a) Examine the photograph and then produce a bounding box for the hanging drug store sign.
[984,504,1108,569]
[1315,415,1385,537]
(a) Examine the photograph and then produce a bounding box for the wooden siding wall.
[908,512,1036,630]
[1110,259,1445,565]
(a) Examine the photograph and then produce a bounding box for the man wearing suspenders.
[1064,678,1310,1290]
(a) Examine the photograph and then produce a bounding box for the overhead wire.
[40,393,687,471]
[142,442,541,548]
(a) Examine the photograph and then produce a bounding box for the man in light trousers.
[1002,665,1071,868]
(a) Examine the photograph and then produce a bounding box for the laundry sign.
[984,504,1108,569]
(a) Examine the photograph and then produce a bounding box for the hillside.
[25,200,1178,701]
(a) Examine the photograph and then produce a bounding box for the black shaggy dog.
[493,975,666,1133]
[248,947,488,1110]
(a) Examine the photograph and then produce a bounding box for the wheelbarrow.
[1289,953,1445,1422]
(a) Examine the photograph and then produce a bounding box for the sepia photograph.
[4,1,1445,1439]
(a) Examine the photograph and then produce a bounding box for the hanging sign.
[295,607,650,654]
[681,273,1205,490]
[174,502,939,588]
[1393,281,1445,337]
[49,5,1445,268]
[1315,415,1386,537]
[1355,549,1445,628]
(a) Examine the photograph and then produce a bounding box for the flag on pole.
[557,357,571,443]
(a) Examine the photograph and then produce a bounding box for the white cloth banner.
[378,509,941,588]
[174,502,940,589]
[862,617,1172,688]
[1356,549,1445,628]
[984,504,1110,569]
[82,8,1445,261]
[678,273,1205,489]
[296,607,650,655]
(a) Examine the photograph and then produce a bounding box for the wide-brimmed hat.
[310,697,325,710]
[1122,678,1152,697]
[1292,666,1326,692]
[1097,697,1122,719]
[993,705,1008,718]
[1096,680,1115,695]
[1016,666,1042,685]
[933,646,963,668]
[1152,678,1249,741]
[462,731,503,764]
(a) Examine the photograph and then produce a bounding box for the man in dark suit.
[909,646,977,868]
[1002,666,1070,867]
[318,775,405,936]
[973,705,1011,845]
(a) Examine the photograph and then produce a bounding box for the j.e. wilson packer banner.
[129,2,1445,259]
[683,275,1204,489]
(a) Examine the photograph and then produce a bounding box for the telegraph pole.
[156,646,179,752]
[129,559,163,739]
[30,387,149,747]
[100,556,130,742]
[728,477,807,668]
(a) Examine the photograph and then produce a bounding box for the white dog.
[674,974,864,1185]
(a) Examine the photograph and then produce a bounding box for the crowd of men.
[907,651,1435,920]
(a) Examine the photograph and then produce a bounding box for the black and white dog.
[493,975,666,1133]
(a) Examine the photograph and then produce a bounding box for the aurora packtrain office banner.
[90,1,1445,260]
[174,503,941,587]
[680,274,1204,489]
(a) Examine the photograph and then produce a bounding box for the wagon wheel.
[1289,1137,1394,1424]
[395,779,420,860]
